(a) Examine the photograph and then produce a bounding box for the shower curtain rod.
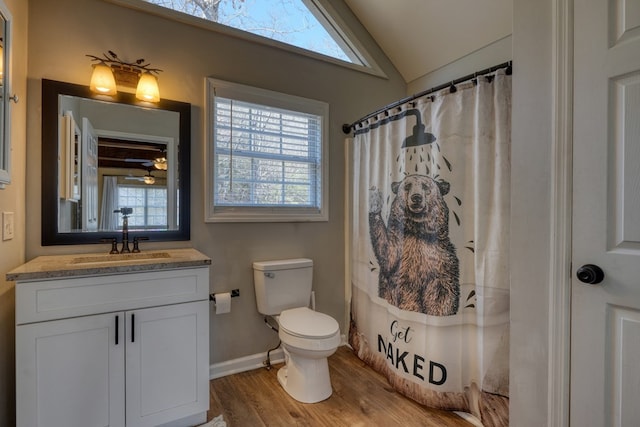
[342,60,512,134]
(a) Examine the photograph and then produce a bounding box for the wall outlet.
[3,212,14,241]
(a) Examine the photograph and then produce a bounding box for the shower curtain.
[99,176,119,230]
[348,69,510,427]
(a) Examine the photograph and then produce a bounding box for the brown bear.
[369,174,460,316]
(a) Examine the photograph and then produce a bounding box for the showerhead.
[402,122,436,148]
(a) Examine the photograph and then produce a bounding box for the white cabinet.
[15,267,210,427]
[126,301,208,427]
[16,312,125,427]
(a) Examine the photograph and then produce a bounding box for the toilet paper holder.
[209,289,240,302]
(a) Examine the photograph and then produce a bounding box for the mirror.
[0,1,12,188]
[42,79,191,245]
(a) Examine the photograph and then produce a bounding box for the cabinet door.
[125,301,209,427]
[16,312,125,427]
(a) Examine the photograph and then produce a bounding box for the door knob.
[576,264,605,284]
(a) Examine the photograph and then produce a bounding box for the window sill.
[205,207,328,223]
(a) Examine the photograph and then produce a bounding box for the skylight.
[143,0,363,65]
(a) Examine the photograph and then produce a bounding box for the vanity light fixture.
[136,71,160,102]
[89,61,117,95]
[87,51,162,102]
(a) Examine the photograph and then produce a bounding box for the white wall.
[407,35,512,95]
[24,0,405,369]
[510,0,554,425]
[0,0,28,423]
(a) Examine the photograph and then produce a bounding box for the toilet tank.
[253,258,313,315]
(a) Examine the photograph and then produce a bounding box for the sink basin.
[69,252,172,266]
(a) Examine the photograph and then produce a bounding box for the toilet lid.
[279,307,339,339]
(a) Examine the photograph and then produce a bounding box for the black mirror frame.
[41,79,191,245]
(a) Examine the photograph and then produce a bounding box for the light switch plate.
[3,211,14,241]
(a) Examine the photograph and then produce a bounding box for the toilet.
[253,258,341,403]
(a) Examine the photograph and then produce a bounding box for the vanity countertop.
[6,248,211,282]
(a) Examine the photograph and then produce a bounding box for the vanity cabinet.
[17,311,126,427]
[13,261,210,427]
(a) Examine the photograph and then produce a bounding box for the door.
[16,312,125,427]
[82,117,99,231]
[125,301,209,427]
[572,0,640,425]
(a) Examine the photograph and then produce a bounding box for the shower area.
[344,64,512,427]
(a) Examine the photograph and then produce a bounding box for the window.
[118,185,169,229]
[205,78,328,222]
[106,0,383,75]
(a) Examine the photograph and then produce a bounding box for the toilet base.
[277,349,333,403]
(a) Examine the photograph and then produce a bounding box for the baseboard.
[209,348,285,379]
[210,334,349,379]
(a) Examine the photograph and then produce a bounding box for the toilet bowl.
[252,258,341,403]
[276,307,341,403]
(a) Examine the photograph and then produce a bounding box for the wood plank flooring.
[207,346,473,427]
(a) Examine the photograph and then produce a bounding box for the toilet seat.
[279,307,339,339]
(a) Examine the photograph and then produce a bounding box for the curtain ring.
[449,81,457,93]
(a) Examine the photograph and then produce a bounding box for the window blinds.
[213,97,322,208]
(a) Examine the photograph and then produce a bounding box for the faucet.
[101,238,119,254]
[132,236,149,253]
[114,207,133,253]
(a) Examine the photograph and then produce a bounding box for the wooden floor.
[207,346,473,427]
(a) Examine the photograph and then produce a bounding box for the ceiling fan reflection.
[124,156,167,170]
[124,171,156,185]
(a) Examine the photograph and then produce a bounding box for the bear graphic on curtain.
[369,174,460,316]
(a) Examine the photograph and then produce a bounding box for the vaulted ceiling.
[344,0,513,83]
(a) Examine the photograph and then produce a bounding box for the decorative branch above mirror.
[41,79,191,245]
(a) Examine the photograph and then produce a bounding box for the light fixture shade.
[89,62,117,95]
[136,72,160,102]
[143,175,155,185]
